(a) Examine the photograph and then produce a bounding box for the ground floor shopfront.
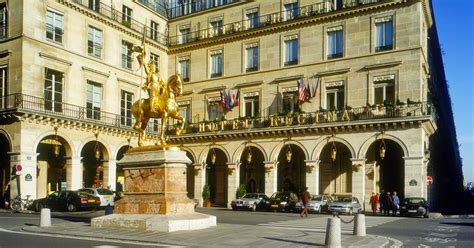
[0,116,432,211]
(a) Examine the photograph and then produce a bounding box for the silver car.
[296,195,333,214]
[328,195,362,215]
[79,188,114,208]
[231,193,269,211]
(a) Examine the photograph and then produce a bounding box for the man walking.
[392,191,400,216]
[300,187,311,217]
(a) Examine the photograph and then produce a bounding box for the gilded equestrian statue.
[131,45,185,146]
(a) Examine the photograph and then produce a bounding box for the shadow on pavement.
[440,222,474,227]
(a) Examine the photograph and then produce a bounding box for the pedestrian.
[391,191,400,216]
[369,192,379,214]
[300,187,311,217]
[384,191,393,215]
[379,189,386,214]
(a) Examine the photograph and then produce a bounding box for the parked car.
[31,190,99,212]
[296,195,333,214]
[328,195,362,215]
[400,197,430,218]
[79,188,115,208]
[231,193,269,211]
[267,192,299,212]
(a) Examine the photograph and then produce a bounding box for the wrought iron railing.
[71,0,168,46]
[168,0,386,46]
[0,94,433,137]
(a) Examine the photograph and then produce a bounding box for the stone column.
[8,152,38,199]
[226,162,238,208]
[103,159,117,190]
[351,158,366,210]
[193,163,204,206]
[305,160,319,195]
[66,156,82,190]
[404,157,424,198]
[264,161,278,197]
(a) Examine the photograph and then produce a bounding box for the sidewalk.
[21,218,391,247]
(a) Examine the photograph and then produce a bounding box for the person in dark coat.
[384,191,393,215]
[379,189,386,214]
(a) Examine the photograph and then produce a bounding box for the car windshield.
[311,196,323,201]
[270,193,286,200]
[335,196,352,202]
[242,193,258,199]
[97,189,114,195]
[407,198,424,204]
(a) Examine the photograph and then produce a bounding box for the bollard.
[353,213,366,236]
[104,205,113,215]
[40,208,51,227]
[325,217,341,248]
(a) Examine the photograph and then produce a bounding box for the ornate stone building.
[0,0,463,213]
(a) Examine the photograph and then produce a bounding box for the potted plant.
[236,184,247,199]
[202,184,211,207]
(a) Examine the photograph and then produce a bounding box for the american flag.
[297,79,306,102]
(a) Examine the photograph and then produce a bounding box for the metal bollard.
[325,217,341,248]
[104,205,113,215]
[40,208,51,227]
[353,213,366,236]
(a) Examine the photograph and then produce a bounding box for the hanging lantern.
[53,127,60,157]
[246,146,252,164]
[94,133,100,160]
[286,145,292,163]
[379,139,386,160]
[54,144,60,157]
[330,142,337,162]
[211,148,216,165]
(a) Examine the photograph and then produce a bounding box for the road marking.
[0,228,174,247]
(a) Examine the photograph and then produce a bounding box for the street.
[0,208,473,247]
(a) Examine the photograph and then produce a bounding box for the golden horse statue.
[132,73,185,146]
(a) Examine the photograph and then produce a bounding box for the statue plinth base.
[91,147,216,232]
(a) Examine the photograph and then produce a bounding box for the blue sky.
[432,0,474,183]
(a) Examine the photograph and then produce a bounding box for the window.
[86,80,102,120]
[208,100,223,121]
[325,81,344,110]
[180,27,190,44]
[0,65,7,108]
[375,17,393,52]
[150,53,160,71]
[44,68,63,112]
[210,50,222,78]
[327,26,343,59]
[88,0,100,12]
[284,2,298,21]
[150,119,161,132]
[179,57,190,82]
[121,90,133,127]
[178,103,191,123]
[245,9,259,29]
[373,76,395,105]
[121,40,133,69]
[210,19,222,37]
[245,43,259,72]
[283,90,300,113]
[0,3,7,39]
[244,94,259,117]
[88,26,102,58]
[150,20,159,41]
[284,35,298,66]
[122,5,132,27]
[46,9,63,43]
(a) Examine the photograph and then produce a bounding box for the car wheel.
[67,203,76,212]
[252,204,257,212]
[35,202,43,212]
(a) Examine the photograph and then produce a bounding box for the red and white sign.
[426,176,433,185]
[15,164,22,175]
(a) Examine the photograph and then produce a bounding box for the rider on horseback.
[136,46,164,112]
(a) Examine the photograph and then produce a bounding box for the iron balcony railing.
[168,102,434,135]
[168,0,386,46]
[71,0,168,46]
[0,94,434,137]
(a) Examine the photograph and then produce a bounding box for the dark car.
[400,197,429,218]
[31,190,100,212]
[231,193,269,211]
[267,192,299,212]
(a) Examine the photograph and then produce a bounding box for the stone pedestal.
[92,146,216,232]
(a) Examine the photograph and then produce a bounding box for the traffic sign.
[15,164,22,175]
[426,176,433,185]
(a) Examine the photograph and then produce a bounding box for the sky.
[432,0,474,183]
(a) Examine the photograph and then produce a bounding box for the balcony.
[168,0,388,46]
[0,93,159,134]
[71,0,168,46]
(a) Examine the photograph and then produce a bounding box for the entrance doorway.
[205,148,227,206]
[36,135,67,197]
[319,142,352,195]
[277,144,306,194]
[81,140,106,188]
[239,146,265,193]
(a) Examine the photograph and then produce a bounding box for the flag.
[230,89,235,107]
[297,79,306,102]
[312,76,319,98]
[226,90,232,110]
[220,90,226,109]
[305,80,311,101]
[235,88,240,107]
